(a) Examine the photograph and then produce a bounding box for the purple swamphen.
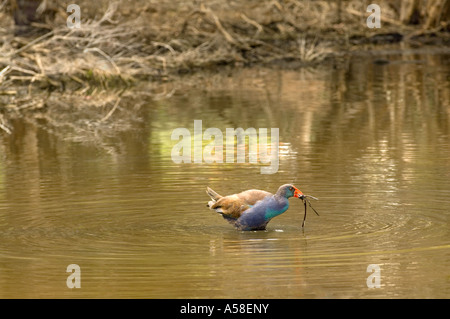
[206,184,303,230]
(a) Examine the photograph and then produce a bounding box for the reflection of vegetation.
[0,149,4,198]
[296,37,331,63]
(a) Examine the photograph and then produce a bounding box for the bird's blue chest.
[235,196,290,230]
[264,202,289,220]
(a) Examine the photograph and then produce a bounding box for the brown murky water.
[0,48,449,298]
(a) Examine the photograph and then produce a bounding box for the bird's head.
[277,184,303,199]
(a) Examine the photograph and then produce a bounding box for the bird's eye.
[290,187,293,191]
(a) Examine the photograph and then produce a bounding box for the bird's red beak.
[293,187,303,198]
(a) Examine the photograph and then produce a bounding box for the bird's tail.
[206,187,222,201]
[206,187,222,209]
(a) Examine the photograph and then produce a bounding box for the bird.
[206,184,303,230]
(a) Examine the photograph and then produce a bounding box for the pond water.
[0,47,449,298]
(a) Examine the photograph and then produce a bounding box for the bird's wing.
[208,189,272,220]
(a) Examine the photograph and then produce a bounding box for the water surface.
[0,47,449,298]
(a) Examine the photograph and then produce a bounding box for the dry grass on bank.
[0,1,340,88]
